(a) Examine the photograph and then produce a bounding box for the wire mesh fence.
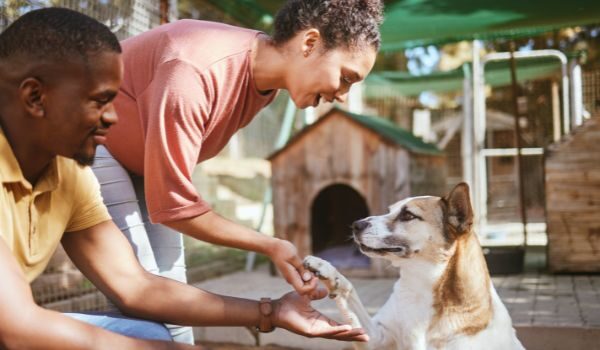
[583,68,600,118]
[0,0,160,39]
[28,246,112,313]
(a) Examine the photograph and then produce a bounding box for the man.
[0,8,367,349]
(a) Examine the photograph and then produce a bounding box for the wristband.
[257,297,275,333]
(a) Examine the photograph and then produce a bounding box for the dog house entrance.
[311,184,370,269]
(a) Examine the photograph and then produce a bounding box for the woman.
[93,0,383,343]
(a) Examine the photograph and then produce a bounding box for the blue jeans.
[66,312,172,341]
[91,146,193,344]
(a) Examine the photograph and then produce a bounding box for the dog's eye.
[397,209,417,222]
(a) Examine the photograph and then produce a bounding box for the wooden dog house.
[269,108,446,277]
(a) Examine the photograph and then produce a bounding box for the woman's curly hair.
[272,0,384,51]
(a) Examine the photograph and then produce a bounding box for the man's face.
[42,51,123,165]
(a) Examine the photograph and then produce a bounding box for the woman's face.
[285,35,377,109]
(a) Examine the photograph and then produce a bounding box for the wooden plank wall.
[410,154,448,197]
[545,117,600,272]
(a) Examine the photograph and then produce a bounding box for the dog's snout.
[352,219,371,232]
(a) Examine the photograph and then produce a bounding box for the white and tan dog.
[304,183,524,350]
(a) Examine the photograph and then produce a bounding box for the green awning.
[207,0,600,51]
[380,0,600,51]
[366,56,563,97]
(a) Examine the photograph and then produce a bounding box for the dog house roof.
[268,107,442,161]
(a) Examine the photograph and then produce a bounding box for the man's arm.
[165,211,318,294]
[61,220,368,341]
[62,220,264,327]
[0,237,198,350]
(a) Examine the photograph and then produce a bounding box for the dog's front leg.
[303,256,389,350]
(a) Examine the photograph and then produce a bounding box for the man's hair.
[0,7,121,62]
[272,0,383,51]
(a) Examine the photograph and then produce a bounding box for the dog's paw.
[304,256,336,279]
[303,256,350,299]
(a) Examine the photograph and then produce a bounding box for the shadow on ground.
[199,342,302,350]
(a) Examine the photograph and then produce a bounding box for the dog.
[304,183,524,350]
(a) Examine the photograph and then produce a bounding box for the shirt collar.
[0,126,60,193]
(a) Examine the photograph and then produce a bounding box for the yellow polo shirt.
[0,127,111,282]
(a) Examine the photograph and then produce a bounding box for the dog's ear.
[442,182,474,238]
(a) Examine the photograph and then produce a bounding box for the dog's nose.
[352,219,371,232]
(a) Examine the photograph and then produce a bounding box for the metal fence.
[363,65,600,228]
[583,68,600,118]
[1,0,161,39]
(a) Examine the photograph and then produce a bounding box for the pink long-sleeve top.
[105,20,277,224]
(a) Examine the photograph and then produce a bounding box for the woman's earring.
[303,51,309,57]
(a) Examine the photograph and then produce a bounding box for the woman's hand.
[168,213,318,295]
[267,238,319,295]
[271,289,368,342]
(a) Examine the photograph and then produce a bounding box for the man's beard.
[73,149,95,166]
[73,153,94,166]
[72,133,98,166]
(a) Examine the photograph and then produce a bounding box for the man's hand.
[272,289,369,342]
[268,238,318,295]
